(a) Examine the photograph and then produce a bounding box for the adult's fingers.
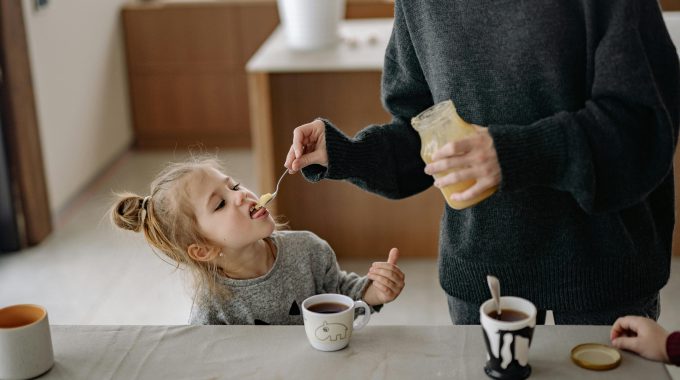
[610,316,644,340]
[284,145,297,172]
[433,167,476,188]
[292,149,326,171]
[291,125,311,159]
[611,336,639,354]
[431,138,475,161]
[292,120,324,159]
[450,176,498,202]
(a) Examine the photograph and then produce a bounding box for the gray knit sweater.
[189,231,369,325]
[303,0,680,311]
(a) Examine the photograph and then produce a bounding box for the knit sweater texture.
[189,231,369,325]
[303,0,680,311]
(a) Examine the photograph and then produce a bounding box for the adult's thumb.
[295,150,325,169]
[387,248,399,265]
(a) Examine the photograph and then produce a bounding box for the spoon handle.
[486,275,501,316]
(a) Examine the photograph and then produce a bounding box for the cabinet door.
[123,5,270,148]
[661,0,680,11]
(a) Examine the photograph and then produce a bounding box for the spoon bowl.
[254,169,288,210]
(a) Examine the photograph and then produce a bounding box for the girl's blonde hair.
[110,157,231,300]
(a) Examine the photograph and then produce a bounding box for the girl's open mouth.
[249,206,268,219]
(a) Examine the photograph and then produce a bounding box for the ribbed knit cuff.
[667,331,680,366]
[301,119,385,182]
[488,113,570,192]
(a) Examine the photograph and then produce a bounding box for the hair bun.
[110,193,145,232]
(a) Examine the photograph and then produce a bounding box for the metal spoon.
[254,169,288,210]
[487,275,501,316]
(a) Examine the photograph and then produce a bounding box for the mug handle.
[352,300,371,330]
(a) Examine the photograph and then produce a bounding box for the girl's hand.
[610,316,670,363]
[284,119,328,173]
[363,248,405,306]
[424,126,501,203]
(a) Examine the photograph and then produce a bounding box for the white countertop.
[43,325,670,379]
[247,14,680,73]
[246,18,393,73]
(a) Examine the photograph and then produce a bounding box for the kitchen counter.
[247,18,393,72]
[42,325,670,379]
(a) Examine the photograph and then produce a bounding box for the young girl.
[110,157,405,325]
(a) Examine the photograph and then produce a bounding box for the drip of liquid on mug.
[411,100,497,209]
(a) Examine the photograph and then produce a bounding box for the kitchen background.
[1,0,680,377]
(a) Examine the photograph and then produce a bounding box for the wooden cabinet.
[661,0,680,11]
[122,0,393,149]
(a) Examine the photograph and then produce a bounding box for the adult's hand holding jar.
[424,125,501,204]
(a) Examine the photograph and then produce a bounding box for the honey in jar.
[411,100,497,209]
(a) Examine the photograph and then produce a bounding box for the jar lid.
[571,343,621,370]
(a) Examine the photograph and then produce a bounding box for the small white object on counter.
[247,18,394,73]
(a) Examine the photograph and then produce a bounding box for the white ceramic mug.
[302,294,370,351]
[276,0,346,50]
[480,296,537,380]
[0,304,54,380]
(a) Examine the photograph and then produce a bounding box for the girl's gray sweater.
[190,231,369,325]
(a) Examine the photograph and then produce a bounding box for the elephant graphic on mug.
[315,321,348,341]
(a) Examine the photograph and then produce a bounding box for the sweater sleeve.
[301,3,436,199]
[319,241,384,313]
[319,240,369,300]
[488,1,680,214]
[668,331,680,366]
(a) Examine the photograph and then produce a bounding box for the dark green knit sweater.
[303,0,680,311]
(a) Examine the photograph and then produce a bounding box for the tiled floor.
[1,150,678,377]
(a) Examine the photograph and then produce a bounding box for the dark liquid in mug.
[307,302,349,314]
[487,308,529,322]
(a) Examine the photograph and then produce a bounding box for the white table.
[42,325,670,379]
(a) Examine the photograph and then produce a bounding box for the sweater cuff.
[300,119,351,182]
[360,279,383,314]
[667,331,680,366]
[488,113,570,192]
[301,118,388,182]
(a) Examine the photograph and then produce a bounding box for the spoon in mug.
[487,275,501,317]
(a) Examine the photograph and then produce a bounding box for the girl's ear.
[187,244,220,262]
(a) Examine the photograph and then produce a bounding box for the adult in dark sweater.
[284,0,680,324]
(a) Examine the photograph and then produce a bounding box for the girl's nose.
[233,190,247,206]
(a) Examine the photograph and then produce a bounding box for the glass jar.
[411,100,497,209]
